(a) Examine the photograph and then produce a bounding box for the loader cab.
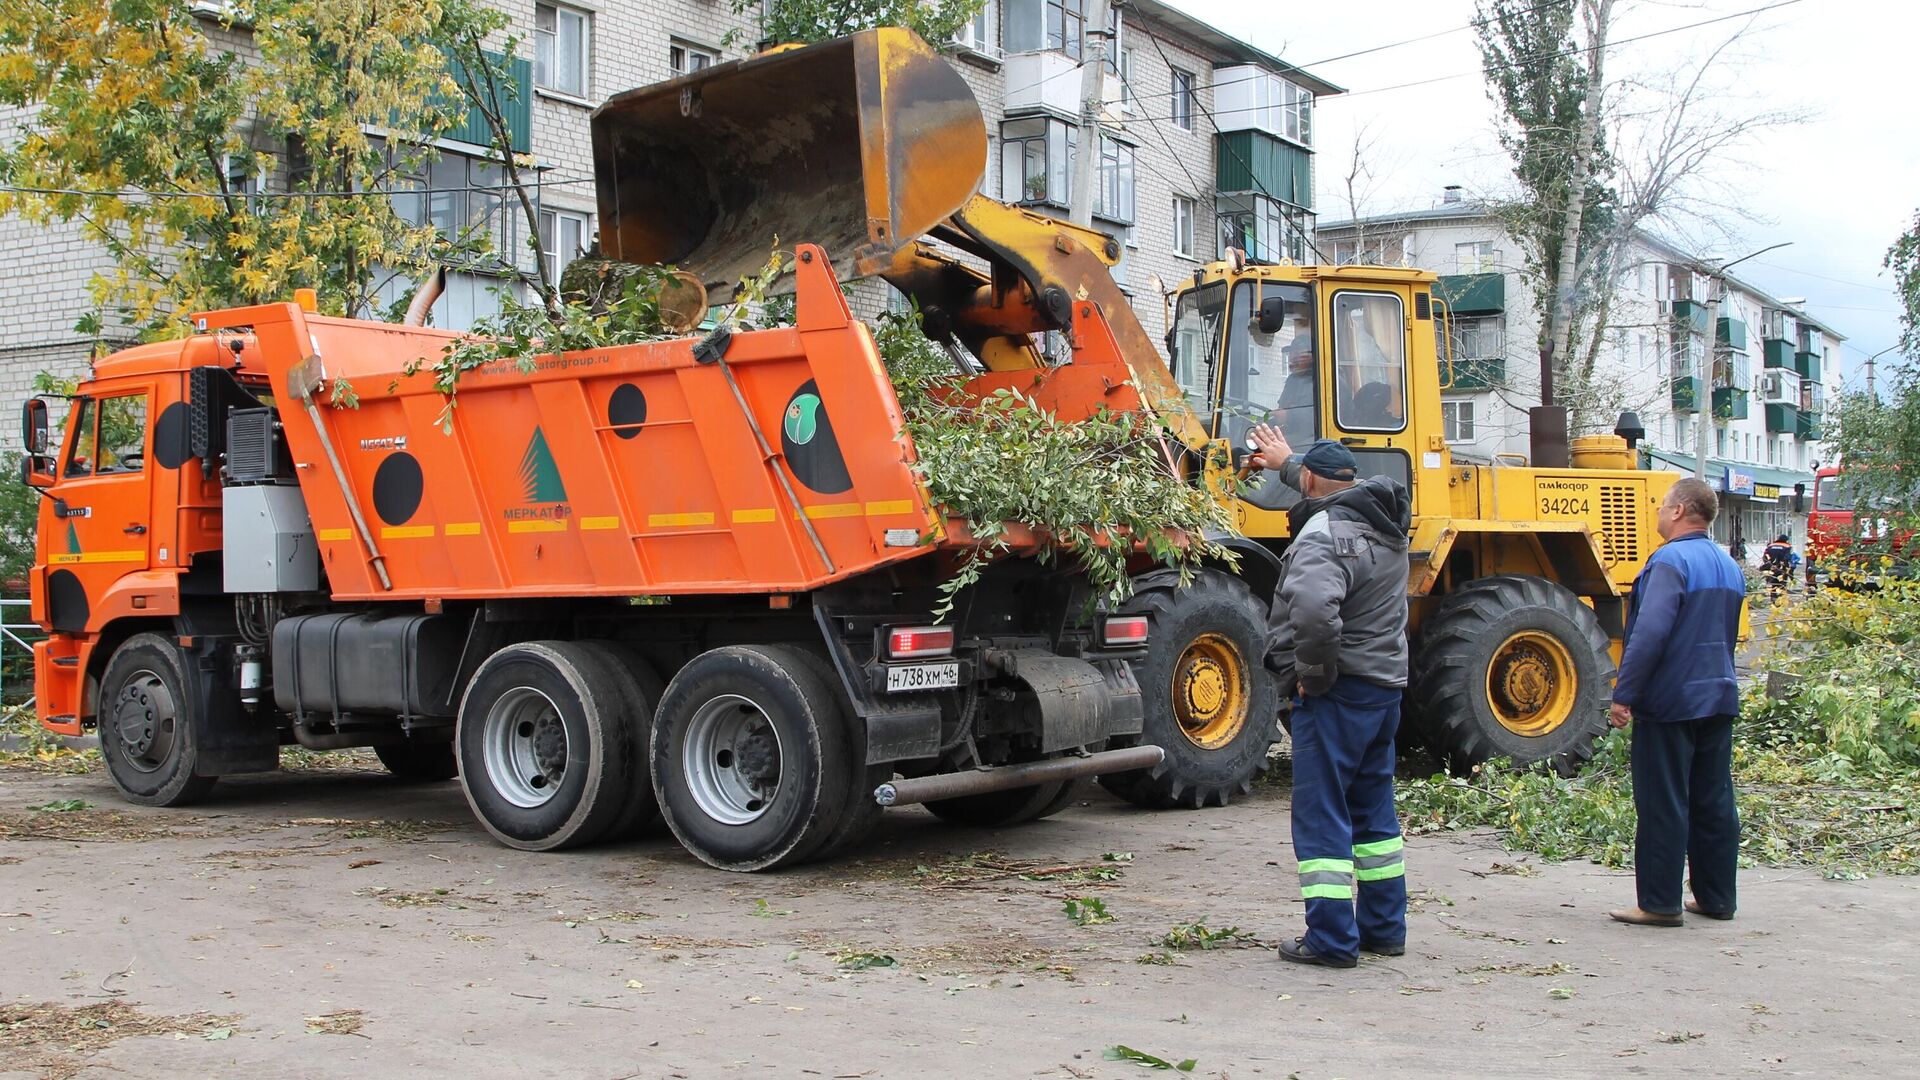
[1168,264,1452,539]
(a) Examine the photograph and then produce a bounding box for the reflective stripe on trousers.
[1353,835,1405,881]
[1299,857,1355,900]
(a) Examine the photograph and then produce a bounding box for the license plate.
[885,661,959,693]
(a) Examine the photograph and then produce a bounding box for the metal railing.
[1,600,39,708]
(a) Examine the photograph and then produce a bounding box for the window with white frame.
[1283,79,1311,145]
[220,152,267,212]
[1119,48,1137,114]
[535,2,589,98]
[539,208,589,285]
[1331,235,1405,266]
[1171,68,1195,130]
[1171,195,1195,258]
[669,41,717,77]
[1000,115,1072,206]
[391,149,514,266]
[1447,314,1504,360]
[954,0,996,56]
[1094,137,1134,223]
[1454,240,1496,274]
[1442,400,1475,443]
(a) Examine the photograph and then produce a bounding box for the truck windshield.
[1170,282,1227,407]
[1815,475,1852,512]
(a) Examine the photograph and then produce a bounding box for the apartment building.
[1319,195,1846,552]
[0,0,1336,439]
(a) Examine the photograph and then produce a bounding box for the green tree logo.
[784,393,822,445]
[519,428,568,503]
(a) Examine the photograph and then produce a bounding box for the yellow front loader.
[588,28,1674,803]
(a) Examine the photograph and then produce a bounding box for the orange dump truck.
[20,239,1169,869]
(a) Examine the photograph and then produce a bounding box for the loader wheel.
[1098,571,1277,809]
[1411,575,1613,776]
[457,641,634,851]
[651,645,854,871]
[577,641,666,842]
[925,778,1080,828]
[375,741,458,781]
[98,633,217,807]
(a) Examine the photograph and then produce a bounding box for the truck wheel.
[651,645,853,871]
[925,778,1078,827]
[577,642,665,841]
[1411,575,1614,776]
[375,742,458,782]
[785,648,888,861]
[457,642,633,851]
[1099,571,1277,809]
[97,632,217,807]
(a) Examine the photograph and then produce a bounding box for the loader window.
[1170,281,1226,406]
[1331,291,1406,433]
[1225,282,1316,513]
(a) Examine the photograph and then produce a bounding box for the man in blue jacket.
[1609,476,1745,927]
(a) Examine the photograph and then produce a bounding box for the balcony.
[1713,386,1749,421]
[1796,350,1821,381]
[1672,376,1704,412]
[1763,338,1795,369]
[1718,317,1748,353]
[1215,130,1313,211]
[1672,300,1712,335]
[1435,273,1505,315]
[1002,51,1120,118]
[1446,357,1504,391]
[1765,402,1799,433]
[438,49,532,154]
[1797,409,1823,440]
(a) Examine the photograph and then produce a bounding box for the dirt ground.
[2,758,1915,1080]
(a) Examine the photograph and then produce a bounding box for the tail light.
[886,625,955,660]
[1101,615,1150,647]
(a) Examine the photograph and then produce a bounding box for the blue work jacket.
[1614,531,1745,723]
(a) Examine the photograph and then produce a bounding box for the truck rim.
[683,693,784,826]
[112,669,177,774]
[1172,633,1248,750]
[1484,630,1577,737]
[483,687,569,808]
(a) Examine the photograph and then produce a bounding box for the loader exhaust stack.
[590,28,986,296]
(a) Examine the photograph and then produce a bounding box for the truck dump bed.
[208,247,951,601]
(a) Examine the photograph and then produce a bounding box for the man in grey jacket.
[1248,425,1412,969]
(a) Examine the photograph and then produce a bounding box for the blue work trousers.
[1290,674,1407,961]
[1631,716,1740,916]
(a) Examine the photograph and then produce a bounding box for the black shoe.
[1278,936,1357,969]
[1685,900,1735,921]
[1360,940,1405,956]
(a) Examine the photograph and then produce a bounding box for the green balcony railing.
[1797,409,1823,440]
[1672,300,1711,335]
[1435,273,1505,315]
[1713,386,1749,421]
[1718,317,1748,353]
[1765,401,1798,433]
[1672,375,1704,412]
[1796,350,1821,382]
[1763,338,1794,369]
[1446,356,1504,390]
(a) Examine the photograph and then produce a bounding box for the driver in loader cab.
[1248,425,1412,968]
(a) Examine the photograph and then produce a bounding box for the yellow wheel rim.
[1484,630,1578,738]
[1171,633,1248,750]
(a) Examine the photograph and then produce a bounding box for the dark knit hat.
[1299,439,1358,481]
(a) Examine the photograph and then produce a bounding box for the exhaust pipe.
[402,266,447,326]
[873,745,1166,807]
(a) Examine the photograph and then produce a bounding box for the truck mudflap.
[992,648,1144,753]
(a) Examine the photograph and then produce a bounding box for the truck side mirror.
[19,398,54,488]
[1163,327,1178,362]
[1255,296,1289,336]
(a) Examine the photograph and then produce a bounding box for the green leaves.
[731,0,986,49]
[1062,896,1114,926]
[1158,919,1252,951]
[1103,1045,1196,1071]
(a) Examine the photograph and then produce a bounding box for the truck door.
[45,387,155,633]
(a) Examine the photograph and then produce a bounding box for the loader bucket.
[590,28,986,296]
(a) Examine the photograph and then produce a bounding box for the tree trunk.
[1540,0,1615,407]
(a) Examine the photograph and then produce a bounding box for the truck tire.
[1099,571,1277,809]
[456,641,633,851]
[375,742,458,781]
[1411,575,1614,776]
[925,778,1080,828]
[577,641,666,842]
[97,632,218,807]
[651,645,854,871]
[784,648,889,861]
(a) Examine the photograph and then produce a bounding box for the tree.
[729,0,984,48]
[1889,212,1920,358]
[0,0,466,335]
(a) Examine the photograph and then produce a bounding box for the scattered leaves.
[1063,897,1115,926]
[304,1010,366,1037]
[1159,920,1255,951]
[1103,1045,1196,1071]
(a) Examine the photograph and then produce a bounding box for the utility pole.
[1687,242,1792,483]
[1864,344,1898,398]
[1068,2,1113,228]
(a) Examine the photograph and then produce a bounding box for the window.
[1094,137,1134,223]
[1219,193,1308,264]
[535,2,589,98]
[64,394,149,477]
[669,41,716,78]
[1332,292,1406,432]
[539,208,589,286]
[392,151,514,266]
[1454,241,1496,274]
[220,153,266,212]
[1046,0,1085,59]
[1000,115,1072,206]
[1283,79,1311,145]
[1331,235,1404,267]
[1716,426,1727,457]
[1119,48,1137,114]
[954,0,996,55]
[1171,68,1195,130]
[1229,282,1317,512]
[1170,280,1226,402]
[1446,315,1504,360]
[1442,400,1475,443]
[1107,223,1133,289]
[1171,196,1195,258]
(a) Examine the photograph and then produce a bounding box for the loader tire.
[98,633,218,807]
[457,641,634,851]
[651,645,854,871]
[925,778,1079,828]
[375,741,458,782]
[1098,571,1277,809]
[1411,575,1614,777]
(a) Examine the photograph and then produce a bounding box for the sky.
[1164,0,1916,389]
